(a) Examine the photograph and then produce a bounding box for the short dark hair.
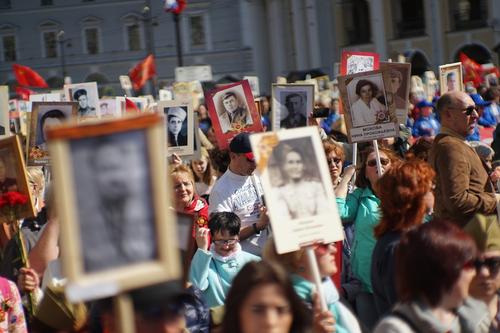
[446,71,456,81]
[285,93,304,105]
[396,219,478,307]
[355,79,378,96]
[208,212,240,237]
[41,109,66,127]
[222,91,237,101]
[222,261,311,333]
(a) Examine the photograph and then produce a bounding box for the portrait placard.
[98,99,121,119]
[341,51,380,75]
[271,84,314,131]
[439,62,464,94]
[338,69,399,143]
[0,135,36,222]
[243,76,260,97]
[47,114,181,301]
[249,127,343,254]
[379,62,411,124]
[0,86,9,138]
[206,80,263,149]
[159,100,194,156]
[63,82,99,120]
[28,102,77,166]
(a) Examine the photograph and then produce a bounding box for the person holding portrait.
[219,91,253,133]
[167,107,188,147]
[350,79,387,127]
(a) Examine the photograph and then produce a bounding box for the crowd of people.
[0,76,500,333]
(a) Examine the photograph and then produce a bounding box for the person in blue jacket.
[189,212,260,307]
[412,100,440,138]
[473,93,496,128]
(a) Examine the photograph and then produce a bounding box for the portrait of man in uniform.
[73,89,96,117]
[218,91,253,133]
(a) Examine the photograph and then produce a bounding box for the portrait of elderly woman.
[349,78,388,128]
[165,106,188,147]
[271,139,329,220]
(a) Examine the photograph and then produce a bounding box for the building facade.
[1,0,500,96]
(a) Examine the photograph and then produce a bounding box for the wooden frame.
[63,82,99,120]
[271,84,314,131]
[206,80,263,149]
[341,50,380,75]
[338,69,399,143]
[47,113,180,302]
[379,62,412,124]
[27,101,78,166]
[439,62,464,94]
[249,127,343,254]
[0,135,36,221]
[159,100,194,156]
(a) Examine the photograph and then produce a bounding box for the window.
[43,31,58,58]
[127,23,141,51]
[2,35,16,61]
[189,16,205,48]
[0,0,11,9]
[450,0,488,31]
[41,0,53,5]
[341,0,371,45]
[84,27,99,54]
[394,0,425,38]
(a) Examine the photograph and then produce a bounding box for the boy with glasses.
[189,212,260,307]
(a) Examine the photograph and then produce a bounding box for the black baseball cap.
[229,132,254,161]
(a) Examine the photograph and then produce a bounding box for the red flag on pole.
[459,52,482,87]
[128,54,157,91]
[15,86,35,100]
[12,64,48,88]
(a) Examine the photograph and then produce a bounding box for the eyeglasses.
[213,239,239,246]
[473,257,500,275]
[327,157,342,166]
[367,158,390,167]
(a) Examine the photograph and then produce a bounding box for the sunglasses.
[327,157,342,166]
[213,239,239,246]
[454,106,478,116]
[473,257,500,275]
[366,158,390,167]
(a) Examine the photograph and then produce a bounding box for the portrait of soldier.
[280,92,307,129]
[73,89,96,117]
[218,91,253,133]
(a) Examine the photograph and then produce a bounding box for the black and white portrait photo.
[165,106,188,147]
[28,102,77,166]
[268,137,328,219]
[346,74,389,128]
[70,130,156,273]
[64,82,99,119]
[249,127,343,254]
[214,86,253,134]
[272,84,314,130]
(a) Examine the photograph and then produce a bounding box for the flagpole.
[142,2,157,98]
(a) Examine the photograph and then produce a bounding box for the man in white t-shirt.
[208,132,269,255]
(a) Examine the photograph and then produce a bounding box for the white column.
[291,0,308,69]
[239,0,271,93]
[368,0,387,60]
[267,0,287,78]
[305,0,321,68]
[426,0,445,69]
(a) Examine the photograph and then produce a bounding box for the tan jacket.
[428,127,497,226]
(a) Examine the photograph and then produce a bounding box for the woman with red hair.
[371,160,435,319]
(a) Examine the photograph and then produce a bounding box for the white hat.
[167,107,187,122]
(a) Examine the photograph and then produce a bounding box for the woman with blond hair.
[189,147,217,200]
[371,160,435,319]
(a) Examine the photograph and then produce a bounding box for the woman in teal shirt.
[336,146,400,292]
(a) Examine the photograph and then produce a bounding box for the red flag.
[125,98,140,114]
[12,64,48,88]
[164,0,186,14]
[128,54,156,91]
[15,86,35,100]
[459,52,482,87]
